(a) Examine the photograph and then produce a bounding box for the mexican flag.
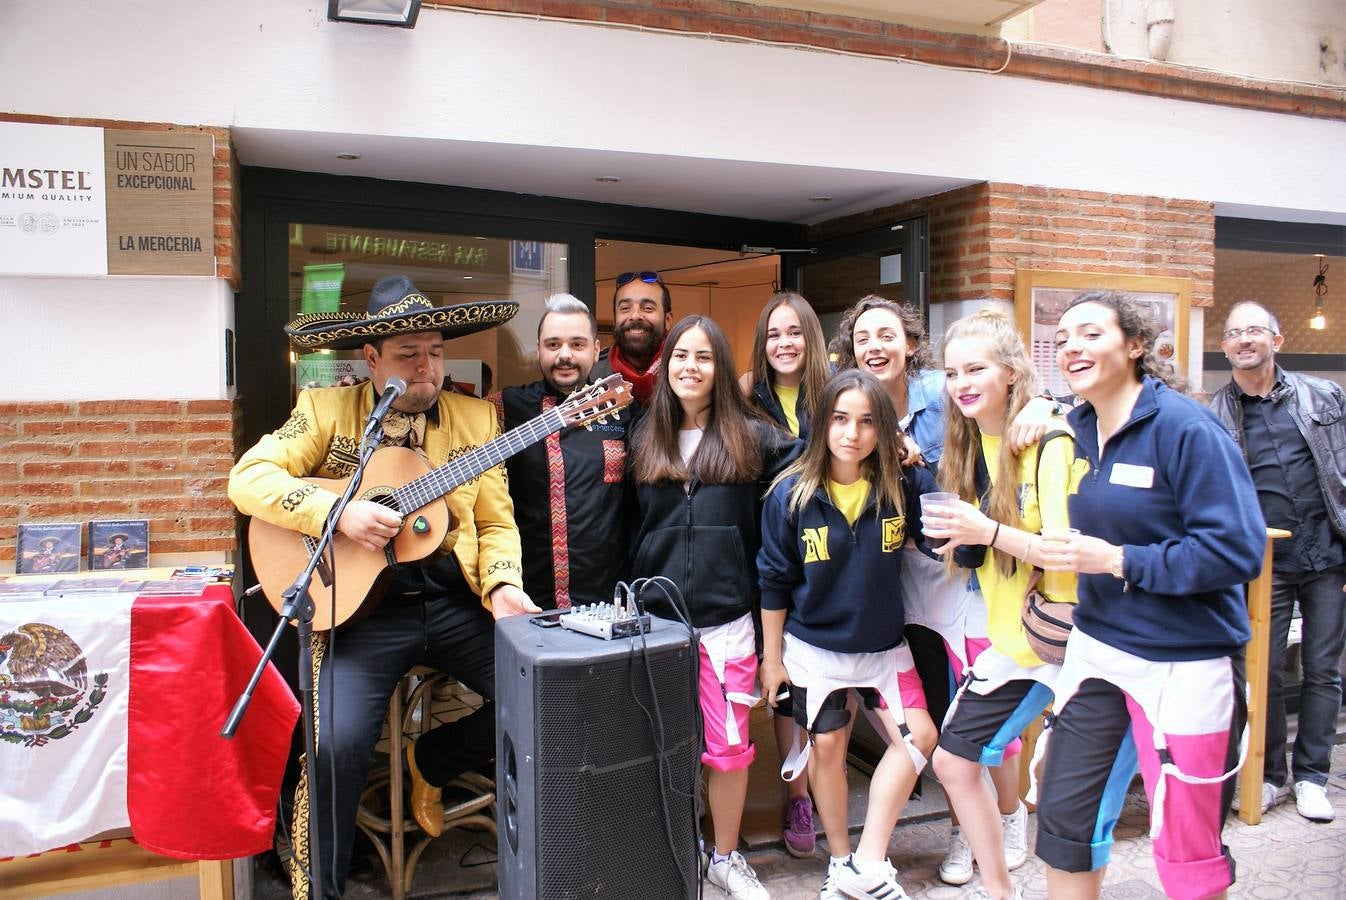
[0,588,298,859]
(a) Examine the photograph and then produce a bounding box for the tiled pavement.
[256,739,1346,898]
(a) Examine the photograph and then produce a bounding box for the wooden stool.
[354,671,497,900]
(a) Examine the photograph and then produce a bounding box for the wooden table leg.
[1238,530,1285,825]
[196,859,233,900]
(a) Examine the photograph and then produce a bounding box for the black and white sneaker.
[833,854,909,900]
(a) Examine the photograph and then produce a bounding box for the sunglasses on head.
[615,271,661,287]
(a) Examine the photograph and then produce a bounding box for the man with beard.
[229,275,537,897]
[1209,300,1346,823]
[593,269,672,405]
[491,294,637,609]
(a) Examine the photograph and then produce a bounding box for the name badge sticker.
[1109,462,1154,489]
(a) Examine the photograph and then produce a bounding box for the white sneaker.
[818,856,847,900]
[966,883,1025,900]
[1001,803,1028,871]
[938,828,974,886]
[833,854,910,900]
[1294,781,1336,822]
[707,850,770,900]
[1232,781,1290,814]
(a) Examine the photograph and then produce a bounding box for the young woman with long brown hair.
[738,290,831,856]
[629,315,800,900]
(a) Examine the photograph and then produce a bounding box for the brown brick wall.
[811,181,1215,309]
[0,400,242,566]
[0,114,241,291]
[429,0,1345,121]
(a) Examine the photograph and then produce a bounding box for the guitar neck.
[390,407,568,513]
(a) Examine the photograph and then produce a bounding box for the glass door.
[783,216,929,340]
[286,222,571,398]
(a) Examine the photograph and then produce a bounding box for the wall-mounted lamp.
[1310,254,1328,331]
[328,0,420,27]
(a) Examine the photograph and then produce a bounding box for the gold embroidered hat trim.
[284,274,518,350]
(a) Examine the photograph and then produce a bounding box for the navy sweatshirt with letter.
[1066,377,1266,661]
[757,466,937,654]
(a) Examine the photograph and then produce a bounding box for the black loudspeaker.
[495,614,700,900]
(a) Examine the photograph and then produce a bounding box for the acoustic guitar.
[248,374,632,630]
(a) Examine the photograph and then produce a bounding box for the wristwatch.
[1110,547,1125,580]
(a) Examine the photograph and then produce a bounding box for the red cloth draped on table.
[0,585,298,859]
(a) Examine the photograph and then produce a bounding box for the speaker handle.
[502,732,520,853]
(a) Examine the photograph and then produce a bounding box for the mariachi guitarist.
[228,274,539,899]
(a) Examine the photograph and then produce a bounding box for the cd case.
[88,520,150,570]
[16,522,82,574]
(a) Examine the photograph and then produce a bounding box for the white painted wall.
[2,0,1338,398]
[2,1,1344,220]
[0,276,235,401]
[1100,0,1346,86]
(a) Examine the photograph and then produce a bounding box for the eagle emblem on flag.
[0,623,108,747]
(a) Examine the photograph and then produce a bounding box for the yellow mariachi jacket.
[228,383,523,607]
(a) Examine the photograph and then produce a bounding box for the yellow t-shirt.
[975,432,1086,667]
[827,477,871,527]
[773,383,801,437]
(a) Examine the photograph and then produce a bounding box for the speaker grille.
[537,645,695,766]
[535,641,699,899]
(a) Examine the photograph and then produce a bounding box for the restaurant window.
[287,222,569,397]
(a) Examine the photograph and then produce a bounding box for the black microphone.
[363,376,407,437]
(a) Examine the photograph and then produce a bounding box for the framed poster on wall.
[1015,269,1191,402]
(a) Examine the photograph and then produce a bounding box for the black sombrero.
[285,275,518,350]
[38,537,60,549]
[108,533,129,544]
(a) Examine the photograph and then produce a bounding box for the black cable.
[632,576,704,900]
[623,588,691,895]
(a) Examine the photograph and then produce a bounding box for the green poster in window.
[301,263,345,314]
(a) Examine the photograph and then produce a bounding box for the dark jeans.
[1265,565,1346,788]
[310,595,496,899]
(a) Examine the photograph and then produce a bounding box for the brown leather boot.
[405,740,443,837]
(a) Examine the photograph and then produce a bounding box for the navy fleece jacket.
[757,466,937,654]
[1067,377,1266,661]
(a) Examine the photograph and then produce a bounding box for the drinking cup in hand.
[919,491,959,548]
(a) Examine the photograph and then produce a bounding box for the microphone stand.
[223,410,392,899]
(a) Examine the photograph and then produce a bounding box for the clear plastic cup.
[919,491,959,547]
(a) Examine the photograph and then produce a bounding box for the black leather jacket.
[1208,367,1346,542]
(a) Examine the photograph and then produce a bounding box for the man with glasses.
[490,293,635,609]
[593,269,673,405]
[1209,300,1346,822]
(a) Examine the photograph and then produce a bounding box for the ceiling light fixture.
[335,152,361,160]
[1310,254,1328,331]
[809,196,833,203]
[328,0,420,27]
[595,175,622,183]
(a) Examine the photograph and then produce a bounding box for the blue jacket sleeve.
[1124,417,1267,594]
[904,465,944,561]
[757,483,801,612]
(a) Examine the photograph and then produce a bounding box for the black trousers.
[307,591,496,898]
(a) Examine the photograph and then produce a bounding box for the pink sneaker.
[783,795,816,857]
